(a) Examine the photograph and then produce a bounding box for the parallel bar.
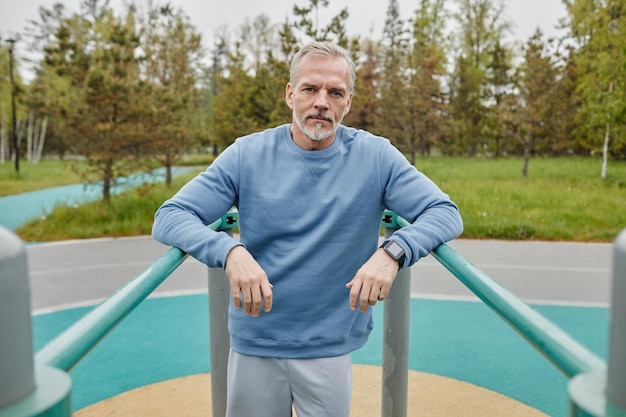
[607,229,626,412]
[431,242,605,378]
[35,246,190,371]
[381,224,410,417]
[35,217,224,371]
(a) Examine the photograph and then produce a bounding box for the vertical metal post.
[381,226,410,417]
[0,227,35,409]
[208,227,234,417]
[607,229,626,416]
[568,229,626,417]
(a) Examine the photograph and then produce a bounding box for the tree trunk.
[602,122,609,179]
[0,114,6,163]
[522,134,531,177]
[165,153,173,187]
[26,110,34,162]
[34,118,47,164]
[103,159,113,204]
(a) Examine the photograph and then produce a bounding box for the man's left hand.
[346,248,400,312]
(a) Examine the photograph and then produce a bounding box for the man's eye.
[331,91,343,97]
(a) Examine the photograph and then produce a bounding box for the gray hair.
[289,42,356,93]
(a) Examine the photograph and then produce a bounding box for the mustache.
[305,113,333,123]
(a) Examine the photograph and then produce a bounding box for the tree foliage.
[41,1,153,203]
[139,3,204,186]
[565,0,626,176]
[4,0,626,192]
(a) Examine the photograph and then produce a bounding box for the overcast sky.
[1,0,567,77]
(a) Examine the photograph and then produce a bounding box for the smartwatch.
[381,240,406,267]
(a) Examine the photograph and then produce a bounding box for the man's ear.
[285,83,294,109]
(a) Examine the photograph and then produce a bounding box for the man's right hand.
[224,245,273,317]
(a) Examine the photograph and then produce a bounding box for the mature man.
[152,41,463,417]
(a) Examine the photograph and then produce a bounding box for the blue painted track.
[0,167,195,230]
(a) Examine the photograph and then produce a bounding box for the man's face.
[286,55,353,148]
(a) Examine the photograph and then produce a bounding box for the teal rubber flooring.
[33,295,609,416]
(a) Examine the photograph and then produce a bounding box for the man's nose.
[313,91,330,110]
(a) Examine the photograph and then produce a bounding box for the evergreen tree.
[375,0,410,151]
[140,3,204,186]
[343,38,380,131]
[517,29,560,176]
[484,39,516,157]
[449,0,511,156]
[405,0,448,160]
[43,0,150,203]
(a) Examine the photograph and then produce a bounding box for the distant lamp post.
[5,38,18,173]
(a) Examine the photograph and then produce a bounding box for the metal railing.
[1,210,624,417]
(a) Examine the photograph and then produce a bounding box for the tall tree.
[343,38,380,131]
[449,0,511,156]
[44,0,150,203]
[238,15,290,126]
[484,38,515,157]
[375,0,410,151]
[140,3,204,186]
[404,0,448,161]
[565,0,626,177]
[23,3,73,160]
[517,29,560,176]
[208,43,261,148]
[553,44,582,156]
[292,0,350,46]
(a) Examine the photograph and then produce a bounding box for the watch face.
[386,241,404,259]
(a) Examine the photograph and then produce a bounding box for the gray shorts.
[226,350,352,417]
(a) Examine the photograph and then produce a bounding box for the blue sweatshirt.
[152,124,463,359]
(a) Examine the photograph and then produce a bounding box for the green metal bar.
[431,242,605,378]
[34,211,237,372]
[384,210,606,378]
[35,245,190,371]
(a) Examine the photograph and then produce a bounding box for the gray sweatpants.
[226,350,352,417]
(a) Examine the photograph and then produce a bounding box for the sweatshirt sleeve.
[381,143,463,267]
[151,142,243,268]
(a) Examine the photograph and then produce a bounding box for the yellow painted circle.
[75,365,547,417]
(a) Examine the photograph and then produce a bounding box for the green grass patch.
[16,172,200,242]
[9,156,626,242]
[415,156,626,242]
[0,160,84,196]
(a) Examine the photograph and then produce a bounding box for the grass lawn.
[0,159,83,196]
[4,156,626,242]
[415,156,626,242]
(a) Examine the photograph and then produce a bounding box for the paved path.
[27,235,613,312]
[0,167,196,230]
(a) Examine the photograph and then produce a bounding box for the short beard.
[295,113,339,141]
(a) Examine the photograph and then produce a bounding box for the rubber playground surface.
[31,291,608,416]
